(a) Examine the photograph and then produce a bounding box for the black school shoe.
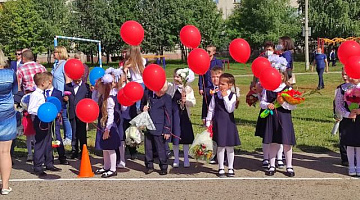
[265,166,276,176]
[227,169,235,177]
[145,168,154,175]
[285,167,295,177]
[101,170,117,178]
[59,159,69,165]
[95,168,109,174]
[33,170,47,177]
[218,169,226,178]
[46,166,62,172]
[159,170,167,175]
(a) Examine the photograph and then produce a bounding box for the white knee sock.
[173,145,179,164]
[119,141,126,165]
[283,145,293,169]
[356,147,360,172]
[269,143,280,169]
[262,143,270,160]
[217,147,226,170]
[277,144,283,160]
[103,150,110,170]
[225,147,235,169]
[26,135,34,156]
[183,144,190,165]
[347,146,355,170]
[108,150,117,172]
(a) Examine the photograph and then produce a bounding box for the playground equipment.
[54,36,103,68]
[317,37,360,52]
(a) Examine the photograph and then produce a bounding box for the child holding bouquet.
[337,76,360,176]
[167,68,196,168]
[259,71,300,177]
[206,73,240,177]
[93,74,121,178]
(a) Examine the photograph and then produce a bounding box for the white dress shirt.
[206,89,236,127]
[260,83,296,110]
[28,87,45,116]
[72,81,82,95]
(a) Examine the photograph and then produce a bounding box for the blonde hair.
[125,46,144,74]
[54,46,69,60]
[0,49,9,68]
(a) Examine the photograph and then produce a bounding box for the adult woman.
[277,36,295,79]
[0,49,18,195]
[52,46,72,145]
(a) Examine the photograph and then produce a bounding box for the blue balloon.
[89,67,105,85]
[46,97,62,113]
[38,102,58,123]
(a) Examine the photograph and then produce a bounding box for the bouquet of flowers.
[260,89,305,118]
[344,87,360,111]
[52,140,61,148]
[267,54,288,72]
[189,126,217,163]
[176,68,191,87]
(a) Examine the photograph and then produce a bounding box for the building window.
[234,0,241,3]
[214,0,219,4]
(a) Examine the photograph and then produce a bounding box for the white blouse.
[260,83,296,110]
[334,83,355,118]
[206,89,236,127]
[166,82,196,117]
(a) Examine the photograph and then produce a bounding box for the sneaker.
[117,162,126,169]
[349,168,356,176]
[27,154,33,162]
[1,187,12,195]
[63,138,72,146]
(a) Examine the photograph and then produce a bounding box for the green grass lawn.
[13,61,344,157]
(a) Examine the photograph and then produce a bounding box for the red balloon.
[251,57,272,78]
[338,41,360,64]
[143,64,166,92]
[120,20,144,46]
[345,56,360,79]
[229,38,251,63]
[187,48,210,75]
[64,59,85,80]
[180,25,201,49]
[259,67,282,91]
[75,98,99,123]
[123,81,144,102]
[117,89,135,106]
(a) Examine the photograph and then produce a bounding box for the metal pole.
[305,0,310,71]
[98,42,102,68]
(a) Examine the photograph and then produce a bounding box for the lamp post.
[305,0,310,71]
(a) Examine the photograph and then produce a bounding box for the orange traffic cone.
[77,144,94,178]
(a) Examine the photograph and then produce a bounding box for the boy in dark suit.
[43,72,69,165]
[28,72,62,177]
[141,83,172,175]
[64,78,91,159]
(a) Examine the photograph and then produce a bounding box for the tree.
[0,0,47,56]
[226,0,301,49]
[298,0,360,40]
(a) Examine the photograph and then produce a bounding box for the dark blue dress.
[254,108,266,138]
[338,85,360,147]
[259,87,296,145]
[95,96,121,150]
[212,92,241,147]
[172,90,194,145]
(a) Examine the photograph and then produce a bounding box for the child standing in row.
[65,76,91,159]
[336,75,360,176]
[142,83,172,175]
[167,68,196,168]
[28,72,61,177]
[206,73,240,177]
[259,71,296,177]
[94,74,121,178]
